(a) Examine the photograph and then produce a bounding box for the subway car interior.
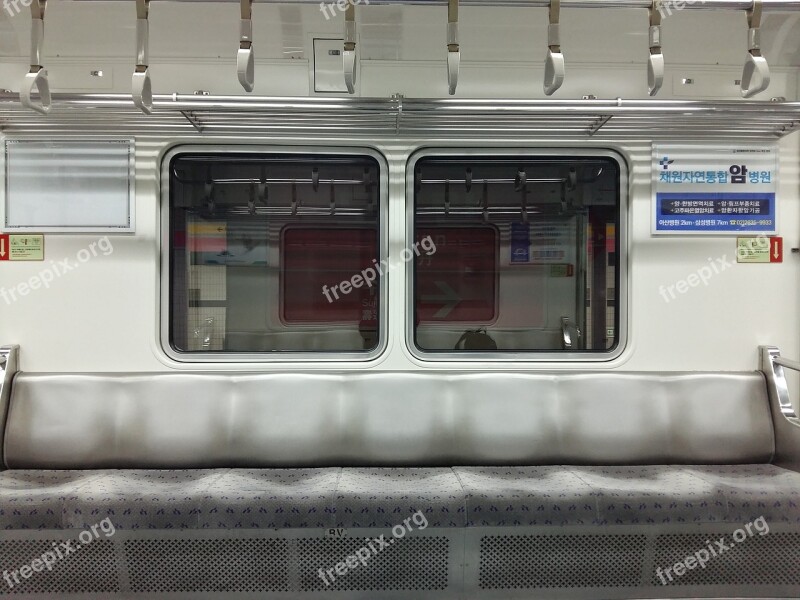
[1,0,800,598]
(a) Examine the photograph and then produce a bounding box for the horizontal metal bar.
[180,178,370,185]
[0,93,796,141]
[212,207,374,216]
[419,177,566,184]
[66,0,800,11]
[417,205,567,212]
[2,93,800,112]
[774,357,800,373]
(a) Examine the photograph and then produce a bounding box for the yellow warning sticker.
[9,234,45,261]
[737,236,782,264]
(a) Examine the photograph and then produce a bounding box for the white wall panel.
[0,2,798,375]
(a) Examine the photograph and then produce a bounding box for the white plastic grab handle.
[647,17,664,97]
[543,3,564,96]
[20,67,51,115]
[343,13,357,95]
[647,52,664,97]
[447,21,460,96]
[544,49,565,96]
[238,4,254,93]
[447,50,460,96]
[741,53,770,98]
[132,1,152,115]
[446,0,460,96]
[132,67,152,115]
[22,5,50,115]
[237,43,255,92]
[343,48,357,94]
[741,0,769,98]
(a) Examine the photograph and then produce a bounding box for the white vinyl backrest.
[3,371,775,469]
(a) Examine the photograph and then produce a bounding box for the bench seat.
[2,465,799,531]
[1,349,799,598]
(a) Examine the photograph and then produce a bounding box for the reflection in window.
[169,153,381,354]
[412,156,621,353]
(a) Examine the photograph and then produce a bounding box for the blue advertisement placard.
[510,222,530,263]
[653,145,778,235]
[654,192,776,233]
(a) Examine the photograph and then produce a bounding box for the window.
[166,150,383,357]
[410,152,624,357]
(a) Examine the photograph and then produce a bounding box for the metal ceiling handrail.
[1,93,798,140]
[177,177,371,186]
[66,0,800,10]
[2,92,800,112]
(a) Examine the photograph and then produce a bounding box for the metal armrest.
[759,345,800,470]
[0,346,18,388]
[0,346,20,471]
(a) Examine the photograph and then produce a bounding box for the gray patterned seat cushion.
[1,465,799,531]
[688,464,800,525]
[455,465,800,527]
[198,469,340,529]
[64,470,225,530]
[570,465,730,526]
[334,468,465,528]
[453,467,597,527]
[0,471,105,530]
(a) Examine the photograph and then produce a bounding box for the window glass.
[169,153,381,354]
[412,155,621,354]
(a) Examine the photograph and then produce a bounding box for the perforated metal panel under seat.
[0,539,118,595]
[1,527,800,598]
[474,529,800,597]
[479,534,648,589]
[651,532,800,587]
[298,536,449,592]
[126,539,290,593]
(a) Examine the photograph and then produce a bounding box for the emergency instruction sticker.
[737,236,783,264]
[0,234,44,261]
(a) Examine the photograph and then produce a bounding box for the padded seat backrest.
[3,371,775,469]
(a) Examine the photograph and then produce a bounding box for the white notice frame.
[1,138,135,233]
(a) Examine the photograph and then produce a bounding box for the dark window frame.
[406,148,628,362]
[160,145,389,363]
